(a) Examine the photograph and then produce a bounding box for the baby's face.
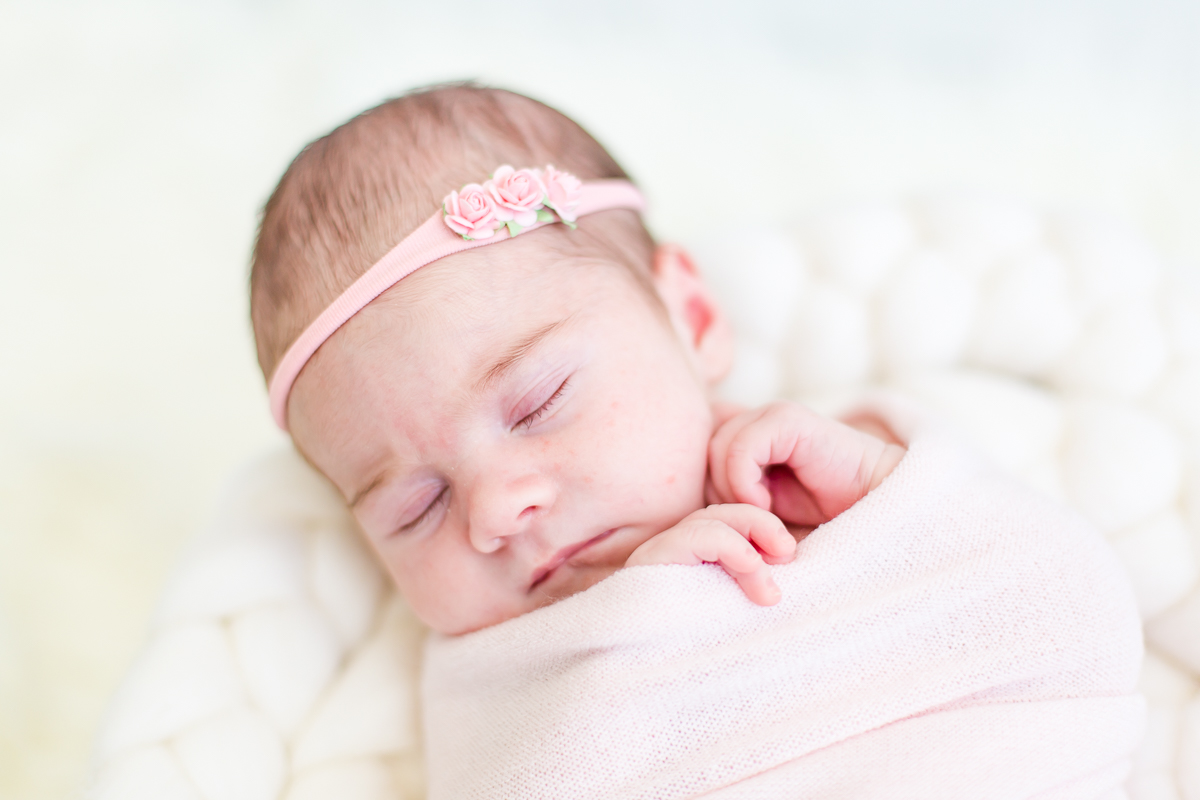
[289,229,727,634]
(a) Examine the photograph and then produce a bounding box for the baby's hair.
[250,82,657,381]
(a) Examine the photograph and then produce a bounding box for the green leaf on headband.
[505,221,523,238]
[563,220,577,230]
[536,208,556,223]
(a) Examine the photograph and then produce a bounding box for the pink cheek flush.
[267,165,645,430]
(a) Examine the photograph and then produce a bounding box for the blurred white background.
[1,1,1198,796]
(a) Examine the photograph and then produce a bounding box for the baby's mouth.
[528,529,617,592]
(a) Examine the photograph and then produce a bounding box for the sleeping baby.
[250,84,1145,798]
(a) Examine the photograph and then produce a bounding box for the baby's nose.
[466,471,557,554]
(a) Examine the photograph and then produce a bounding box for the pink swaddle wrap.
[422,408,1145,799]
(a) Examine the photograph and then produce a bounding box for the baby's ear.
[652,244,734,385]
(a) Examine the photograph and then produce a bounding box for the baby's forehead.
[292,246,640,462]
[375,225,647,320]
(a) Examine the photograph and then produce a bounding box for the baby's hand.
[625,504,796,605]
[708,403,906,528]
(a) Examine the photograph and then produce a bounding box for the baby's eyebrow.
[474,316,575,394]
[349,472,386,510]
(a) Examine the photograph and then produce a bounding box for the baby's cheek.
[376,534,489,635]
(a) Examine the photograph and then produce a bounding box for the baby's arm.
[625,503,796,605]
[708,402,906,528]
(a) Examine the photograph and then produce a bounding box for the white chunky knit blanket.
[423,411,1145,800]
[87,194,1200,800]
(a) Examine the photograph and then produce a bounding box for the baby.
[251,84,1144,798]
[251,84,904,634]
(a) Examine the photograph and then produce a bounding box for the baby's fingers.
[708,407,772,507]
[721,404,813,508]
[681,519,781,606]
[625,520,779,604]
[626,505,794,605]
[634,504,795,604]
[697,502,797,564]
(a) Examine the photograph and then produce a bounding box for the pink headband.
[267,166,646,430]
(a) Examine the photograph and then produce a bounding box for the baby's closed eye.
[396,484,450,534]
[515,377,571,431]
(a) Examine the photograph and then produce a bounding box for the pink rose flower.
[443,184,500,239]
[486,165,546,227]
[539,165,583,223]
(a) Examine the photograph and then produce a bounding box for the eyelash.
[398,485,449,534]
[515,378,570,431]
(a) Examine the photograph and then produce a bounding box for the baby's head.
[251,85,733,634]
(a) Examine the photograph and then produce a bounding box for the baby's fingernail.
[765,580,781,603]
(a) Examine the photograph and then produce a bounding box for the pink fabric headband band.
[267,166,646,430]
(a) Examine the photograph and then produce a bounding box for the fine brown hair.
[250,83,655,381]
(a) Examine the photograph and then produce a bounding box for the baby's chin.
[434,562,627,636]
[528,561,625,610]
